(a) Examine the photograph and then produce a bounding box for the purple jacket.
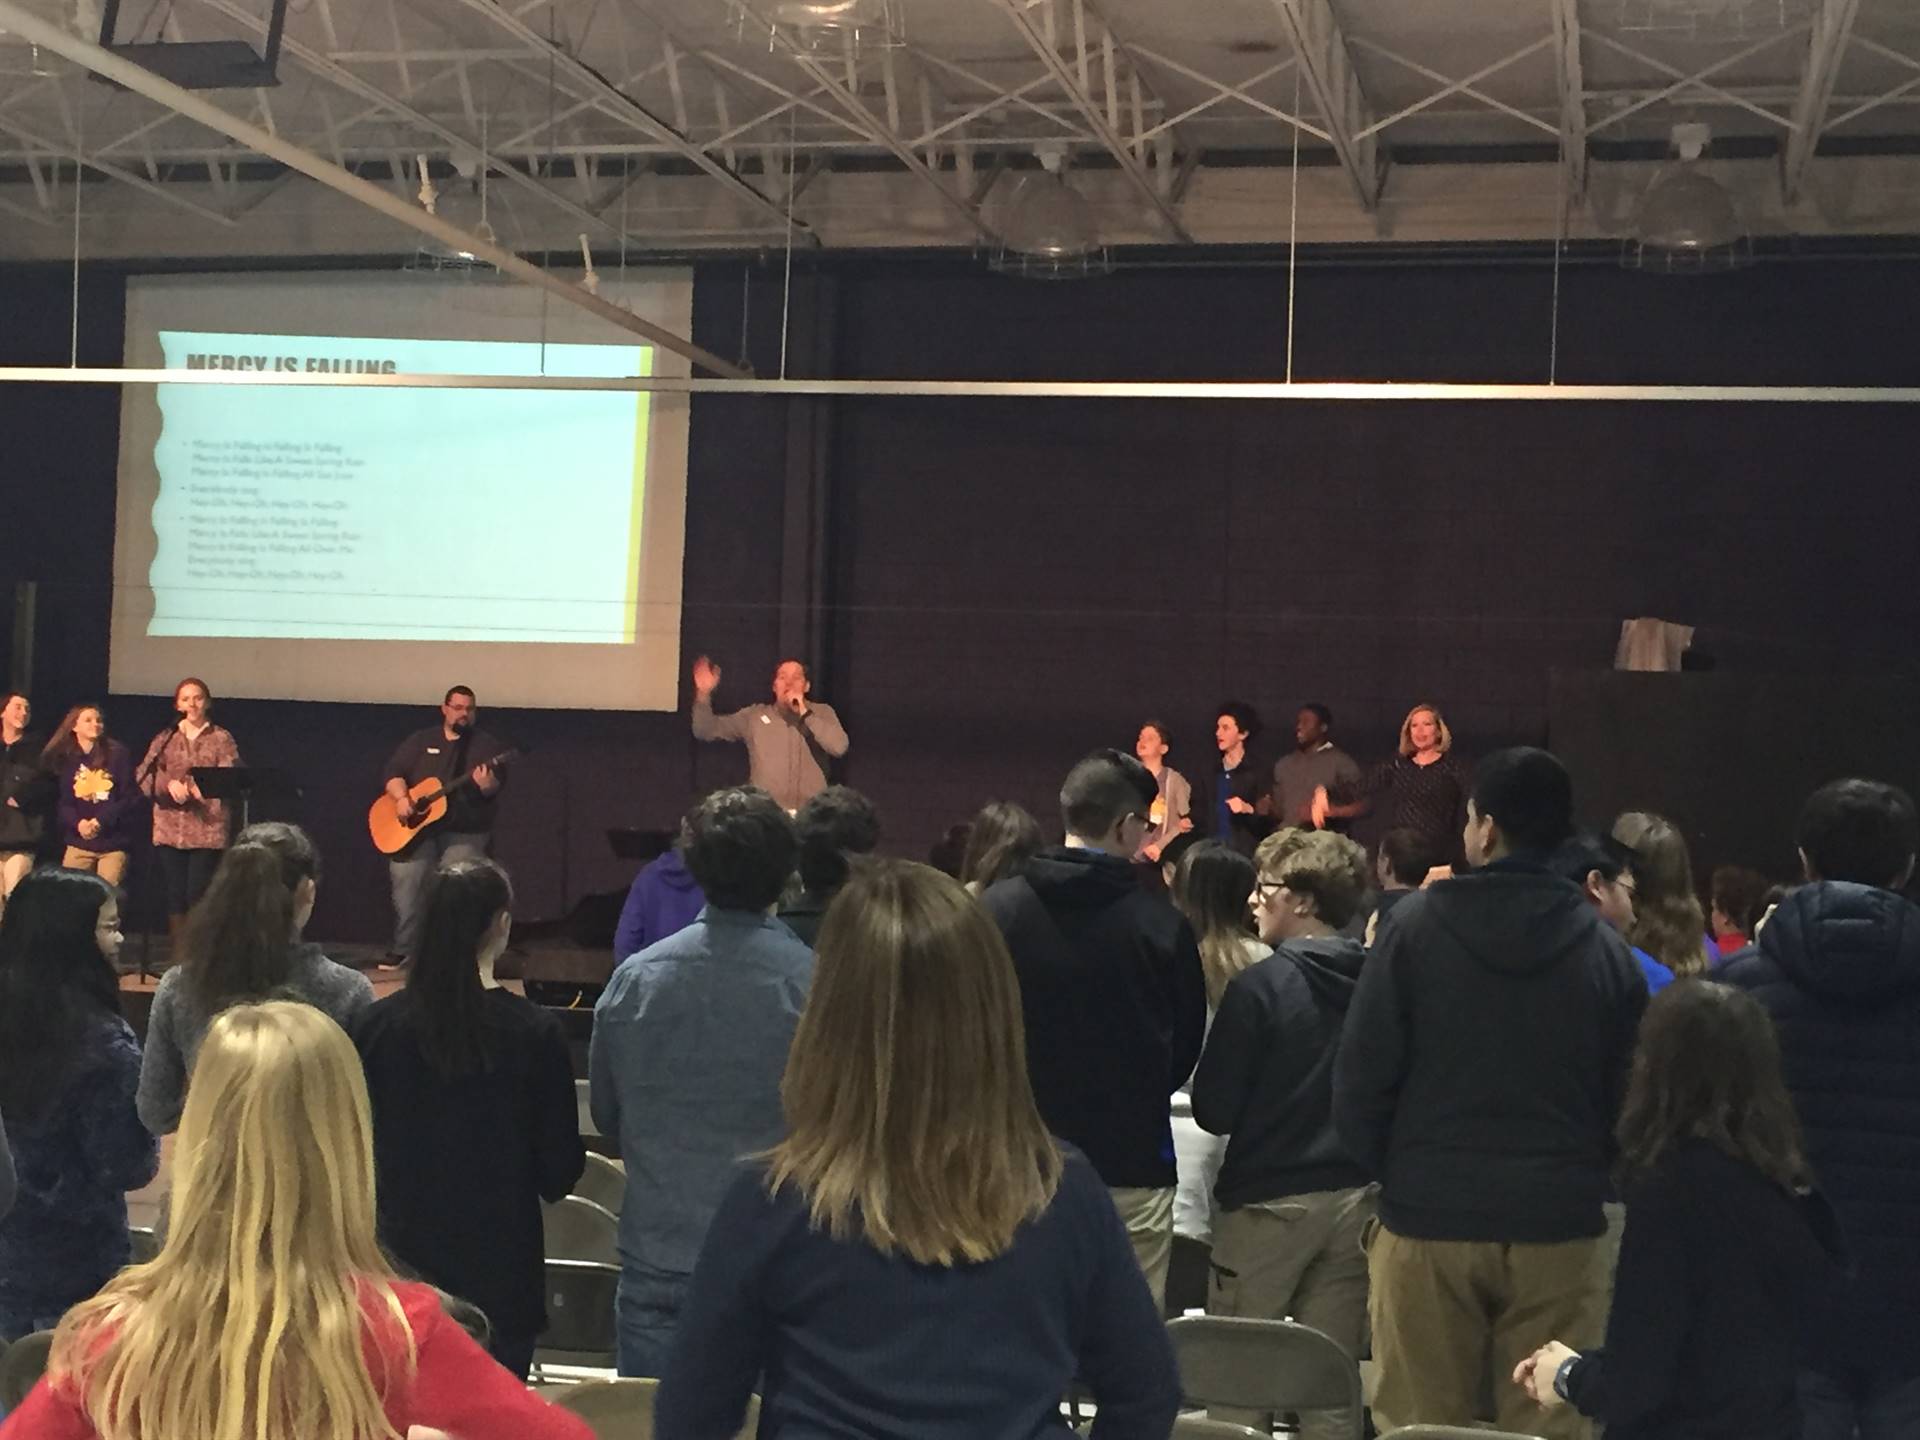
[613,849,706,963]
[53,741,144,854]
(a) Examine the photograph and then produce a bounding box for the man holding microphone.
[690,656,850,814]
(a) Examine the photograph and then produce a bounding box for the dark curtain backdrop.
[2,252,1916,938]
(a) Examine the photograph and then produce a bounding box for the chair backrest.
[576,1078,597,1137]
[538,1258,621,1357]
[432,1288,493,1346]
[543,1194,620,1264]
[1166,1315,1363,1435]
[553,1377,658,1439]
[129,1226,161,1264]
[1379,1427,1549,1440]
[551,1378,759,1440]
[1172,1418,1269,1439]
[0,1329,54,1411]
[572,1152,626,1216]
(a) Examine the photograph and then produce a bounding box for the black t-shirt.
[383,725,510,834]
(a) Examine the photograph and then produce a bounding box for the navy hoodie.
[983,847,1207,1189]
[1721,880,1920,1366]
[1334,860,1648,1242]
[1191,935,1369,1208]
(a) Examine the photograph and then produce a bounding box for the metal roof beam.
[1266,0,1384,210]
[1783,0,1860,202]
[192,0,626,238]
[1585,26,1808,134]
[445,0,817,243]
[0,0,749,378]
[987,0,1191,242]
[0,114,238,225]
[1551,0,1589,196]
[735,2,1001,244]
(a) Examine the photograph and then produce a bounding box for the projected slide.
[150,333,653,644]
[111,272,693,711]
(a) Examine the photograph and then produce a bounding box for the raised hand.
[692,655,722,697]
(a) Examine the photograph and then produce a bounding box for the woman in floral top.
[138,677,241,933]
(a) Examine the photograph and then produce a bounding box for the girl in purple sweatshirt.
[43,704,141,889]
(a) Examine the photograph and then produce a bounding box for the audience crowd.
[0,697,1917,1440]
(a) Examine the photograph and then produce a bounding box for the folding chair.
[544,1194,619,1264]
[533,1257,621,1373]
[572,1152,626,1216]
[0,1329,53,1411]
[1166,1314,1365,1440]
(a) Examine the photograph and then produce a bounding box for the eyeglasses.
[1254,878,1287,902]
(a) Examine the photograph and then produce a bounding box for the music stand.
[192,766,282,834]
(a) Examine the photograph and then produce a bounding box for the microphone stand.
[133,726,176,983]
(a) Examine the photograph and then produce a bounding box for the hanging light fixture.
[742,0,904,56]
[1622,122,1753,273]
[989,144,1111,280]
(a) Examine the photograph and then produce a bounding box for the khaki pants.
[0,851,31,925]
[1209,1185,1376,1440]
[1367,1220,1606,1440]
[63,846,128,888]
[1109,1185,1175,1313]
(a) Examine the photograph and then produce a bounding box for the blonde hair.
[51,1002,411,1440]
[1170,840,1263,1007]
[1397,702,1453,758]
[766,859,1062,1266]
[1612,811,1713,979]
[1255,827,1371,930]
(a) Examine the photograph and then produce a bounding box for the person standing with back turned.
[690,655,849,814]
[982,749,1208,1311]
[1335,747,1647,1440]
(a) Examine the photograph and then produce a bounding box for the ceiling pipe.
[0,0,750,379]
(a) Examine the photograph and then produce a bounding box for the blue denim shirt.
[589,907,812,1280]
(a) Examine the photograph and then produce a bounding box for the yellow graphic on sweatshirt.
[73,765,113,802]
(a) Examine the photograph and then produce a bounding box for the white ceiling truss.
[2,0,1920,259]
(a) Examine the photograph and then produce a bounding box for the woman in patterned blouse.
[1312,701,1471,868]
[138,677,241,938]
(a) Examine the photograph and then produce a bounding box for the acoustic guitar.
[367,746,524,855]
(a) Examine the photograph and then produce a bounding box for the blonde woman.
[1313,702,1469,865]
[8,1001,591,1440]
[1611,811,1714,979]
[654,861,1180,1439]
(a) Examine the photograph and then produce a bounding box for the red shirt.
[0,1280,592,1440]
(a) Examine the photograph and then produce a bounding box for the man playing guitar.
[379,685,508,966]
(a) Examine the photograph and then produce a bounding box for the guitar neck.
[420,748,516,804]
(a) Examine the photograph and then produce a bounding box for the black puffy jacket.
[1721,881,1920,1366]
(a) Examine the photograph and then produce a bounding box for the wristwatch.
[1552,1352,1582,1401]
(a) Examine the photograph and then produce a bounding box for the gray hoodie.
[137,943,375,1134]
